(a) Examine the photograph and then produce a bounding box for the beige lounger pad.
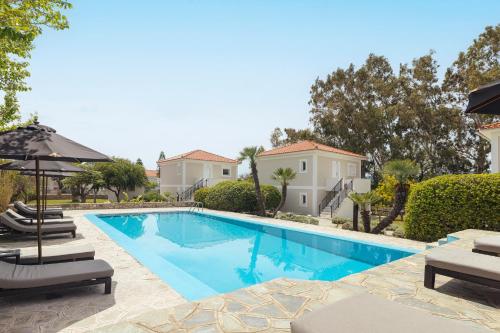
[290,293,492,333]
[475,236,500,255]
[426,247,500,281]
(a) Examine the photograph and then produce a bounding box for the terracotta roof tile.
[258,140,366,159]
[158,150,237,164]
[480,121,500,130]
[145,170,158,177]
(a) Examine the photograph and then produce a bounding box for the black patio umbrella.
[0,122,112,264]
[0,160,84,216]
[465,79,500,115]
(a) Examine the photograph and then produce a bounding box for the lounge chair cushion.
[0,213,76,234]
[1,244,95,265]
[0,259,113,289]
[6,209,74,224]
[426,247,500,281]
[474,236,500,255]
[290,293,491,333]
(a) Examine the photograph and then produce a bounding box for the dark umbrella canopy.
[465,79,500,115]
[0,160,84,173]
[20,170,74,178]
[0,122,112,162]
[0,121,112,264]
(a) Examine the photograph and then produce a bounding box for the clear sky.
[17,0,500,171]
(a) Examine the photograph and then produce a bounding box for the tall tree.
[348,191,380,233]
[62,165,103,203]
[443,24,500,173]
[95,158,147,202]
[238,146,265,216]
[271,167,296,217]
[270,127,317,148]
[371,160,420,234]
[158,151,166,160]
[136,158,143,165]
[0,0,72,112]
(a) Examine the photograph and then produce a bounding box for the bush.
[404,174,500,242]
[261,184,281,211]
[194,187,210,205]
[332,216,351,225]
[142,191,166,202]
[201,180,281,213]
[276,212,319,225]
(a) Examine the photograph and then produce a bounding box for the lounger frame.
[472,248,499,257]
[424,264,500,290]
[0,224,76,238]
[0,277,111,297]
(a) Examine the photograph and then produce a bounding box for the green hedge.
[194,180,280,213]
[404,174,500,242]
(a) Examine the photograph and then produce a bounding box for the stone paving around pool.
[0,208,498,332]
[93,228,500,333]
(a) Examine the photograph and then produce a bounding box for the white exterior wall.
[158,159,237,195]
[257,151,367,216]
[479,127,500,173]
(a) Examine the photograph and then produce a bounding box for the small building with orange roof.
[256,140,370,217]
[478,121,500,173]
[157,150,238,197]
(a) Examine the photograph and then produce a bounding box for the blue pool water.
[88,211,417,300]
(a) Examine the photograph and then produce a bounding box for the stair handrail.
[318,178,343,214]
[188,201,204,212]
[327,179,354,217]
[178,178,207,202]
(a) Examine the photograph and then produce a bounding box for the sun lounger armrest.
[0,249,20,264]
[14,217,34,224]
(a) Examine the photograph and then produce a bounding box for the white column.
[491,135,499,173]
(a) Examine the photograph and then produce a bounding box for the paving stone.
[218,313,246,332]
[190,324,220,333]
[271,293,306,314]
[251,303,288,318]
[238,314,269,328]
[183,310,216,328]
[225,301,247,312]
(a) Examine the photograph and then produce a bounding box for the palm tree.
[371,160,420,234]
[348,191,380,233]
[239,146,266,216]
[271,167,296,217]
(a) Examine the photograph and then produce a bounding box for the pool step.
[426,234,460,250]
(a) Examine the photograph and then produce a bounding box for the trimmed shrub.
[202,180,281,213]
[404,174,500,242]
[261,184,281,211]
[332,216,351,225]
[276,212,319,225]
[141,191,166,202]
[194,187,210,205]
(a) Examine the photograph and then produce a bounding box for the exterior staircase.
[319,179,353,218]
[178,178,207,202]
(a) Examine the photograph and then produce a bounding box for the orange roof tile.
[158,150,238,164]
[145,170,158,177]
[480,121,500,130]
[258,140,366,159]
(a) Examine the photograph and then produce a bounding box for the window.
[347,163,357,177]
[299,159,307,173]
[332,160,341,179]
[299,192,308,207]
[222,168,231,176]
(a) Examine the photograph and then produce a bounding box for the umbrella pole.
[35,157,42,264]
[41,171,45,225]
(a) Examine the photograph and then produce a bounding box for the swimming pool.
[87,211,417,300]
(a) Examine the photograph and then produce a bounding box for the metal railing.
[318,178,343,214]
[188,201,204,212]
[178,178,207,202]
[320,179,354,218]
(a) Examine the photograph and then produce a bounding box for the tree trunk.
[361,209,371,233]
[251,162,265,216]
[371,184,408,234]
[93,190,97,203]
[272,184,287,217]
[352,204,359,231]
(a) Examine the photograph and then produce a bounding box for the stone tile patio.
[0,208,498,332]
[93,228,500,333]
